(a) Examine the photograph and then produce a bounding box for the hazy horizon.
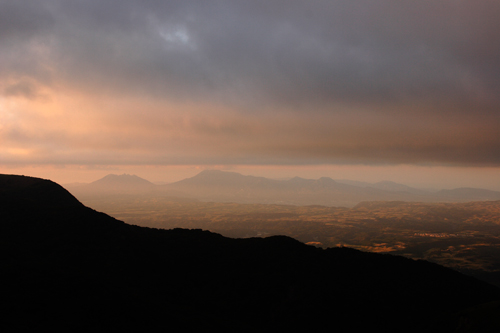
[1,1,499,191]
[30,165,500,192]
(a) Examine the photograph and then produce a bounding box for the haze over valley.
[1,1,500,330]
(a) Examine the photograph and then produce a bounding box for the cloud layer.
[1,0,499,167]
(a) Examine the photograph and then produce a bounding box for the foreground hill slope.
[2,174,500,332]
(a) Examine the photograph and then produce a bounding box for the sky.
[1,0,499,190]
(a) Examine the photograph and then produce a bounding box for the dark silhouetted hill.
[5,174,500,331]
[0,174,83,208]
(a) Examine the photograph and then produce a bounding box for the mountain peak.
[187,169,266,183]
[288,176,310,182]
[198,169,225,174]
[195,169,243,177]
[318,177,336,183]
[84,173,155,193]
[91,173,153,184]
[94,173,151,182]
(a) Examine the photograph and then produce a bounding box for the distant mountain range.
[72,173,156,193]
[66,170,500,207]
[336,179,429,194]
[2,173,500,331]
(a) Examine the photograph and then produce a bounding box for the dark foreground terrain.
[2,175,500,332]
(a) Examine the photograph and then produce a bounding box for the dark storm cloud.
[2,0,498,104]
[1,0,499,166]
[0,1,54,41]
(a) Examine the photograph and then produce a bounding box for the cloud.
[0,0,499,167]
